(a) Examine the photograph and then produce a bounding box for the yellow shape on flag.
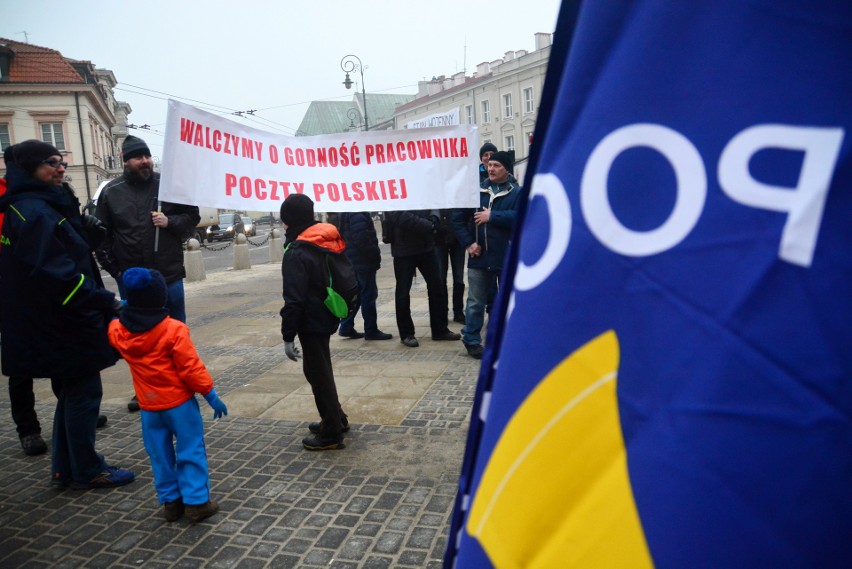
[466,330,653,568]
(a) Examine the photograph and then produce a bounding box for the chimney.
[504,51,515,61]
[535,32,552,50]
[476,61,491,76]
[452,71,466,86]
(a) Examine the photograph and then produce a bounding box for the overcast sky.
[1,0,562,159]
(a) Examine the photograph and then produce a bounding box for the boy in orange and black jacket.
[108,267,227,523]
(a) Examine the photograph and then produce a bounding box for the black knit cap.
[8,139,62,175]
[488,150,514,174]
[122,267,167,309]
[280,194,315,227]
[479,142,498,158]
[122,135,151,162]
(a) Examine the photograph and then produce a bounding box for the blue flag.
[446,1,852,567]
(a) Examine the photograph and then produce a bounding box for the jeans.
[118,277,186,322]
[462,267,500,347]
[50,373,106,484]
[393,252,449,338]
[436,242,466,319]
[9,376,41,437]
[339,269,380,335]
[141,397,210,506]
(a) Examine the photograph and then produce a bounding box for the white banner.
[406,107,460,129]
[160,100,479,212]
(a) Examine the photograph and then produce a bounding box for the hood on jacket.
[110,314,170,357]
[294,222,347,253]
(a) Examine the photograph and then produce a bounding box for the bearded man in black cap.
[94,135,200,411]
[279,194,349,450]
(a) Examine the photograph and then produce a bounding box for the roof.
[0,38,84,83]
[297,93,415,135]
[394,74,491,114]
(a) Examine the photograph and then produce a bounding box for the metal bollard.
[269,228,284,263]
[184,239,206,282]
[233,232,251,270]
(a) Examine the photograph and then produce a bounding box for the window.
[523,87,535,114]
[481,100,491,124]
[503,94,513,119]
[505,135,515,152]
[40,122,66,150]
[465,105,474,124]
[0,123,10,151]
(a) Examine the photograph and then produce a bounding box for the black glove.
[83,214,103,229]
[111,298,125,318]
[430,215,440,233]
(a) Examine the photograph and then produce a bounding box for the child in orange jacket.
[108,267,227,522]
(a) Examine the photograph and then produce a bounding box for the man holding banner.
[385,209,461,348]
[95,135,200,412]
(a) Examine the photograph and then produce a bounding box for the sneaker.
[364,331,393,341]
[432,330,461,341]
[96,414,108,429]
[308,416,350,434]
[303,434,345,451]
[50,473,70,488]
[71,466,135,490]
[20,433,47,456]
[186,500,219,522]
[339,329,365,339]
[164,498,185,522]
[400,336,419,348]
[127,396,140,412]
[465,343,484,359]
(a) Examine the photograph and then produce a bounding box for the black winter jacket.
[338,212,381,273]
[280,223,347,342]
[386,209,440,258]
[0,164,118,378]
[94,171,200,283]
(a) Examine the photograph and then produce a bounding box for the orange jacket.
[108,316,214,411]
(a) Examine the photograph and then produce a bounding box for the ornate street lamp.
[341,54,369,131]
[347,108,363,131]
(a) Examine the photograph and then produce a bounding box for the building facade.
[394,32,553,183]
[0,38,129,205]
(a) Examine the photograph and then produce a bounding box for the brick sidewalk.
[0,245,477,568]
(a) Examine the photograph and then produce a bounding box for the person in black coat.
[337,212,392,341]
[0,140,135,489]
[279,194,349,450]
[94,135,200,412]
[386,209,461,347]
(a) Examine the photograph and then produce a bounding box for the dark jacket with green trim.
[280,222,347,342]
[0,163,117,378]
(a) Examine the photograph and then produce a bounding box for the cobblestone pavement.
[0,243,480,568]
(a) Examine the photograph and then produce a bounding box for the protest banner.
[446,1,852,567]
[160,99,479,212]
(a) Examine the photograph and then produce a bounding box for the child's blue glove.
[203,388,228,419]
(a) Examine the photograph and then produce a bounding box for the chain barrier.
[247,234,271,247]
[199,241,233,251]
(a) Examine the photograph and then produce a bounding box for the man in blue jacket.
[452,151,521,359]
[0,140,135,488]
[337,212,392,341]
